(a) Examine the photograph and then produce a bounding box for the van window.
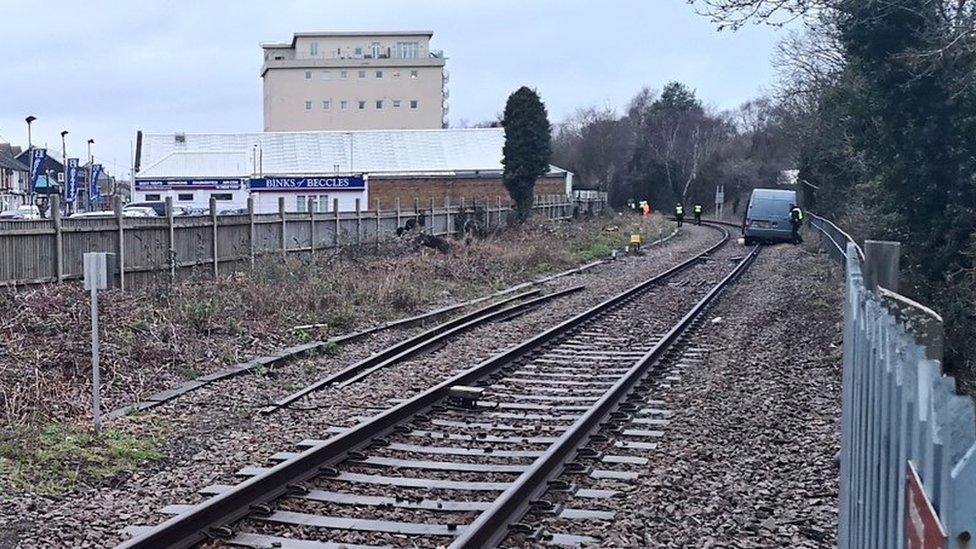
[750,198,792,219]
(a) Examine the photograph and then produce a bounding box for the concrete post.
[247,195,255,269]
[308,197,316,258]
[333,198,340,246]
[374,198,381,246]
[395,198,401,230]
[51,195,63,282]
[113,195,125,290]
[278,196,287,260]
[210,196,219,278]
[355,198,362,245]
[166,196,176,281]
[864,240,900,293]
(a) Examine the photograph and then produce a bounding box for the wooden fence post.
[496,196,502,228]
[395,198,402,230]
[113,195,125,291]
[355,198,362,245]
[279,196,287,260]
[210,196,219,278]
[333,198,340,246]
[51,195,63,282]
[166,196,176,281]
[428,197,435,233]
[375,198,381,246]
[247,195,255,269]
[444,195,451,235]
[308,197,316,259]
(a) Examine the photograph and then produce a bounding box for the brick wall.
[366,174,567,209]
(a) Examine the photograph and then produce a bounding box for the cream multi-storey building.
[261,31,447,131]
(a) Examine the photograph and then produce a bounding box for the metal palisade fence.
[808,213,976,549]
[0,194,606,290]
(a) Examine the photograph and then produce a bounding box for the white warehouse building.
[133,128,573,214]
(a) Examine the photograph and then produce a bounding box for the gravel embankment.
[0,225,723,548]
[511,243,843,548]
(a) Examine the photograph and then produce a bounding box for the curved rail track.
[119,223,758,549]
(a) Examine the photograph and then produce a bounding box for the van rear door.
[747,198,792,230]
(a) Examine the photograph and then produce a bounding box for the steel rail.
[451,241,761,548]
[116,224,730,549]
[259,286,575,414]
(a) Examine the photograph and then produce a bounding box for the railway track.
[119,223,758,549]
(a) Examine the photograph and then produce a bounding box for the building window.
[340,70,348,79]
[322,100,331,110]
[371,42,380,58]
[340,100,349,110]
[354,46,363,56]
[212,193,232,201]
[178,193,193,201]
[410,70,418,79]
[358,100,366,110]
[375,100,383,109]
[305,71,312,79]
[309,42,319,56]
[375,70,383,78]
[146,194,161,201]
[393,99,401,108]
[397,42,420,59]
[410,100,419,110]
[297,195,330,212]
[358,70,366,79]
[322,71,331,80]
[305,100,313,111]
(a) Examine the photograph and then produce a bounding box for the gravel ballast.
[0,224,723,547]
[509,242,843,547]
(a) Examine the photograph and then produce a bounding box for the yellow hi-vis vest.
[694,205,703,214]
[675,205,684,215]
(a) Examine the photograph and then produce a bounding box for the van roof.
[751,188,797,200]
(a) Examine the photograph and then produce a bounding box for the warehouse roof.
[137,128,568,179]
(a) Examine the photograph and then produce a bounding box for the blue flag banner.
[248,175,366,191]
[90,164,103,200]
[29,149,46,193]
[66,159,79,204]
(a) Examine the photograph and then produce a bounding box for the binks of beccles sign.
[249,175,366,191]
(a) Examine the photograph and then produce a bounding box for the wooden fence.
[0,194,606,290]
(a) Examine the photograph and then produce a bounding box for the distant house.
[14,149,64,196]
[0,144,29,210]
[778,169,799,187]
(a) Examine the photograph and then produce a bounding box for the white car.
[70,207,158,219]
[0,205,42,220]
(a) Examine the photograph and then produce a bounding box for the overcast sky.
[0,0,787,179]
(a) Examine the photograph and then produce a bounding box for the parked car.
[124,201,167,216]
[122,206,158,218]
[70,207,158,219]
[742,188,798,245]
[0,205,42,220]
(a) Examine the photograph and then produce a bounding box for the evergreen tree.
[502,87,552,220]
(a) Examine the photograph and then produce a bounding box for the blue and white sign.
[90,164,103,200]
[249,175,366,191]
[135,178,243,191]
[66,158,79,204]
[29,148,46,193]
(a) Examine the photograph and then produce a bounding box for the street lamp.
[25,116,36,149]
[25,116,36,205]
[87,139,95,210]
[60,130,69,213]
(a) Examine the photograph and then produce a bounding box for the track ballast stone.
[0,225,719,547]
[583,243,842,548]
